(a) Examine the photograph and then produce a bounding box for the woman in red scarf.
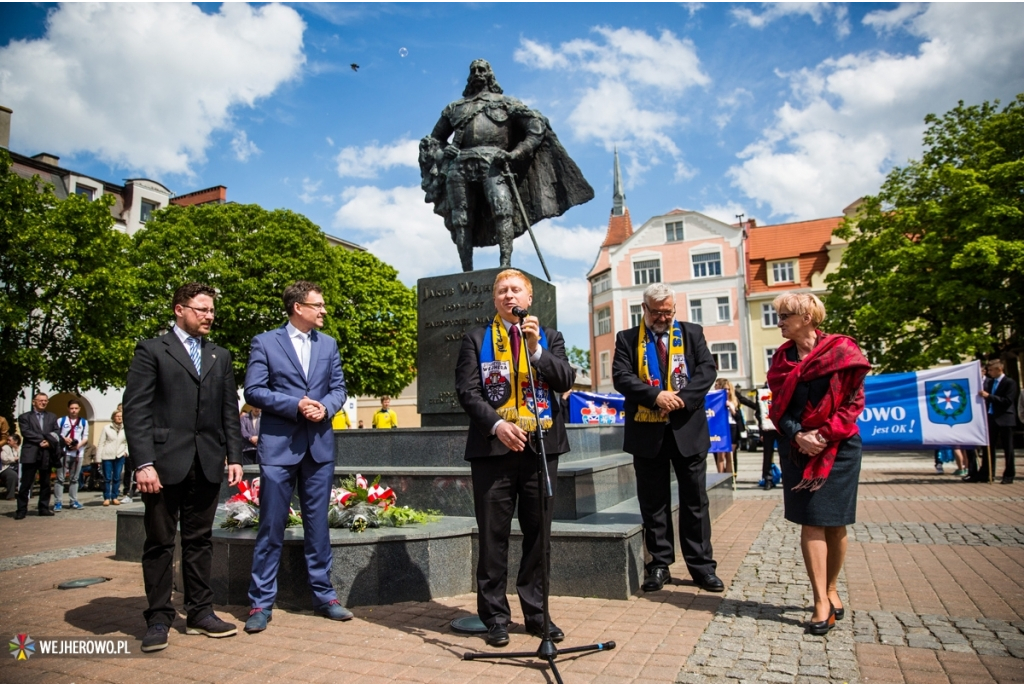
[766,292,870,636]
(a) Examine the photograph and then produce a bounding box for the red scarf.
[766,332,870,491]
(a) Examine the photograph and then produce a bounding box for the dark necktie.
[510,324,522,362]
[656,334,668,376]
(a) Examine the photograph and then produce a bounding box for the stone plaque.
[417,267,556,426]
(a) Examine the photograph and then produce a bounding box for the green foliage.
[826,95,1024,372]
[567,345,590,372]
[0,149,139,421]
[133,202,417,396]
[378,506,442,527]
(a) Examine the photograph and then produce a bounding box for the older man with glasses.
[612,283,724,594]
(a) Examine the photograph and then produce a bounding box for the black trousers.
[980,418,1016,481]
[633,427,716,579]
[141,455,220,627]
[761,430,779,480]
[470,447,558,629]
[3,467,18,499]
[16,461,53,515]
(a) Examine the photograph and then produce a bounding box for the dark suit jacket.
[123,331,244,485]
[456,323,576,460]
[612,321,717,458]
[986,375,1020,427]
[17,410,59,466]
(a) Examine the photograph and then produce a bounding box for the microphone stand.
[462,314,616,684]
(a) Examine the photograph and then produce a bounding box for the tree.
[567,345,590,372]
[0,149,140,422]
[133,202,417,397]
[825,95,1024,373]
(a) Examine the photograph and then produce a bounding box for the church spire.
[612,147,625,217]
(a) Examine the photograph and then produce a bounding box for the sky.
[2,2,1024,352]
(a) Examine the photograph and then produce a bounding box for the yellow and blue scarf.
[635,319,688,423]
[480,314,552,431]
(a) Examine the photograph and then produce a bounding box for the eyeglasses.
[777,312,799,321]
[182,305,215,317]
[299,301,328,312]
[643,303,676,319]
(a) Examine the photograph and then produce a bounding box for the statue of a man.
[420,59,593,272]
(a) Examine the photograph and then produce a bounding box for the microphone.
[511,306,529,319]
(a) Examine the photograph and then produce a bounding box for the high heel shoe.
[834,606,845,621]
[807,605,836,635]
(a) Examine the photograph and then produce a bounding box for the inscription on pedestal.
[417,268,556,425]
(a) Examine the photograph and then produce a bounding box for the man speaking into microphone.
[455,269,575,648]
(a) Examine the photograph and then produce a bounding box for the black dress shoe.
[1001,477,1014,484]
[38,508,54,516]
[526,621,564,643]
[14,511,26,520]
[642,567,671,592]
[486,623,510,648]
[807,607,836,635]
[762,480,775,490]
[695,573,725,592]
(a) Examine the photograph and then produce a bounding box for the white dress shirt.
[286,322,311,377]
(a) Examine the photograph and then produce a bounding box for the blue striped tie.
[187,336,202,375]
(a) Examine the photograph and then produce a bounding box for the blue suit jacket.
[243,326,346,466]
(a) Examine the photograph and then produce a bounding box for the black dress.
[776,346,862,527]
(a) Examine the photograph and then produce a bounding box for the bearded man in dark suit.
[612,283,724,594]
[123,282,244,653]
[455,269,575,648]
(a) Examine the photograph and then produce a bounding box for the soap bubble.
[399,47,408,58]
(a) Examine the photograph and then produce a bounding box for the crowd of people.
[2,274,1020,654]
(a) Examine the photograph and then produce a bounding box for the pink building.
[588,152,750,392]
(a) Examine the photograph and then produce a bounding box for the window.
[665,221,684,242]
[140,200,158,223]
[689,299,703,324]
[765,347,778,373]
[633,259,661,285]
[761,303,778,327]
[717,297,731,322]
[630,304,643,328]
[772,261,795,283]
[596,308,611,336]
[75,185,95,201]
[712,342,738,371]
[592,272,611,295]
[692,252,722,278]
[600,351,610,380]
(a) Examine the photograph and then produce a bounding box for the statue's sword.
[503,163,552,282]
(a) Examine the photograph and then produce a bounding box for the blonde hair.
[715,378,736,404]
[493,269,533,296]
[772,291,826,327]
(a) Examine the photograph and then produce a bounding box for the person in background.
[712,379,738,474]
[54,398,88,511]
[96,410,128,506]
[239,407,261,466]
[372,396,398,429]
[16,392,59,519]
[767,292,870,636]
[0,415,9,444]
[755,382,780,490]
[357,419,365,429]
[1,434,20,499]
[972,359,1019,484]
[331,406,351,430]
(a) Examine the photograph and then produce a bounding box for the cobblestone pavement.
[677,506,859,684]
[849,522,1024,547]
[2,450,1023,684]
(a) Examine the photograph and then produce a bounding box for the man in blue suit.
[242,281,351,632]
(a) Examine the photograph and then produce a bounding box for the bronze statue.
[420,59,593,273]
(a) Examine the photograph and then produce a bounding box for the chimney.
[32,152,60,166]
[747,218,756,228]
[0,106,11,149]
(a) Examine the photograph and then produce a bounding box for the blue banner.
[859,361,988,449]
[706,389,732,453]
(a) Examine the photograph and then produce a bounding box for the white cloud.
[731,3,851,37]
[698,203,748,225]
[729,3,1024,220]
[684,3,705,18]
[298,178,333,205]
[335,137,419,178]
[231,130,260,162]
[333,185,456,282]
[530,221,606,262]
[862,3,926,34]
[0,3,305,177]
[552,276,591,326]
[515,27,708,185]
